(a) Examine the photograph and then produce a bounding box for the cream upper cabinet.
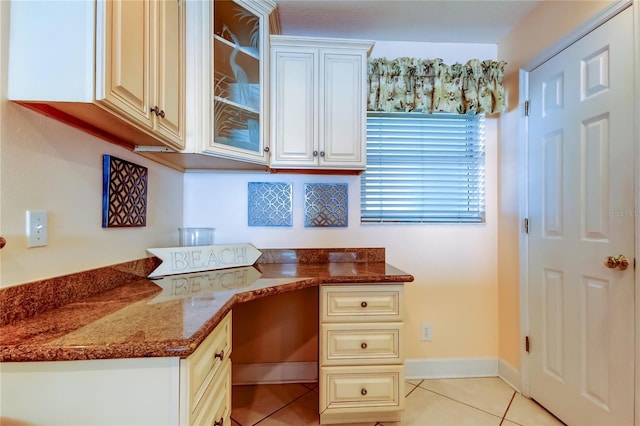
[154,0,185,144]
[269,36,374,171]
[177,0,276,167]
[8,0,185,151]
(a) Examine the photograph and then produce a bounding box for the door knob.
[604,254,629,270]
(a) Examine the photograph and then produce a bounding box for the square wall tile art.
[305,183,348,227]
[102,155,148,228]
[248,182,293,227]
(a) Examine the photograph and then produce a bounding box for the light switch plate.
[26,210,47,247]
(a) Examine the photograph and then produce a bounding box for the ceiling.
[276,0,542,44]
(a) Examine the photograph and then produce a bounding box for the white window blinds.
[361,112,486,223]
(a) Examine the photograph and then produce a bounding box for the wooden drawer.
[320,365,404,411]
[321,285,403,323]
[321,322,403,365]
[185,312,232,412]
[191,358,231,426]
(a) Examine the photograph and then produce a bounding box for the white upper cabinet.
[269,35,374,171]
[8,0,185,151]
[177,0,276,168]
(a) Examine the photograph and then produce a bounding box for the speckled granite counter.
[0,248,413,362]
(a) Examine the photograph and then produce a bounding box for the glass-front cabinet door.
[208,0,273,164]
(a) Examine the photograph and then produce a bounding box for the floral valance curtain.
[367,58,507,114]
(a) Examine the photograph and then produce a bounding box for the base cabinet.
[319,284,405,424]
[0,357,181,425]
[180,311,233,426]
[0,312,232,426]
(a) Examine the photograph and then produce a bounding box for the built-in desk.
[0,248,413,425]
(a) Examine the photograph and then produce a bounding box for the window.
[361,112,485,224]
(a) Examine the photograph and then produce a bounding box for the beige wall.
[497,0,614,370]
[0,0,184,288]
[184,113,499,363]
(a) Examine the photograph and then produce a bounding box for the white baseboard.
[405,358,499,379]
[232,361,318,385]
[498,359,521,393]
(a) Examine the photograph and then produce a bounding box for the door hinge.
[524,100,530,116]
[525,336,530,353]
[524,218,529,234]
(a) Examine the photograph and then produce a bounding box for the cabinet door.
[320,365,404,411]
[270,48,318,167]
[191,359,231,426]
[321,322,403,365]
[103,0,152,127]
[208,0,269,164]
[319,50,367,168]
[154,0,185,149]
[321,285,404,323]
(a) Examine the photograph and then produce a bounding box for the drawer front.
[191,358,231,426]
[321,322,403,365]
[188,312,232,406]
[320,365,404,411]
[321,285,403,322]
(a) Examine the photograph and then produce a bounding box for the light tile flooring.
[231,377,566,426]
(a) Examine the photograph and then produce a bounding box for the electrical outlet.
[421,322,432,341]
[26,210,48,248]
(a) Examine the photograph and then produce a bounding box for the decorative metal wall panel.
[248,182,293,226]
[304,183,348,227]
[102,155,148,228]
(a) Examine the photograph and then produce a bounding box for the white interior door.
[527,6,635,426]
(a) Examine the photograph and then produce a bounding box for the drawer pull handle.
[361,342,368,349]
[214,416,224,426]
[360,301,368,308]
[361,388,367,396]
[214,350,224,360]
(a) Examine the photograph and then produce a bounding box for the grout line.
[405,379,424,398]
[500,391,517,425]
[252,387,316,425]
[416,386,506,423]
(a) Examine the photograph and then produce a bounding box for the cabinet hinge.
[524,218,529,234]
[524,100,530,117]
[525,336,530,353]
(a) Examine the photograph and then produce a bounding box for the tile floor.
[231,377,566,426]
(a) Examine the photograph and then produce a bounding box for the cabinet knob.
[214,350,224,360]
[320,151,325,157]
[360,301,368,308]
[150,106,165,118]
[263,146,270,153]
[360,388,368,396]
[361,342,368,349]
[214,416,224,426]
[0,237,5,249]
[313,150,318,157]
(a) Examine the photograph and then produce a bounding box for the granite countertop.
[0,248,413,362]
